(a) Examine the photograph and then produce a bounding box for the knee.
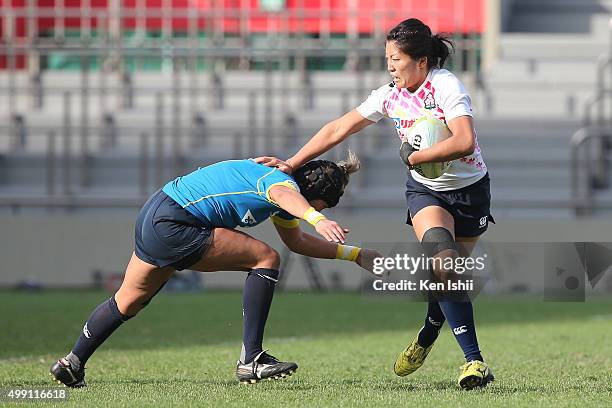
[254,245,281,270]
[115,289,149,317]
[421,227,458,279]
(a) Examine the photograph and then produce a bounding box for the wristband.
[304,207,327,226]
[336,244,361,262]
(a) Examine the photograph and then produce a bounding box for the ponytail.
[336,149,361,178]
[431,33,454,68]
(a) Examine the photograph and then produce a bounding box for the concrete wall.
[2,214,612,292]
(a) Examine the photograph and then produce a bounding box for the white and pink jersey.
[356,68,487,191]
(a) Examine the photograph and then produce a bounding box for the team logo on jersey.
[241,209,257,226]
[391,117,416,130]
[424,92,436,109]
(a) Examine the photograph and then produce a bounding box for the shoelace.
[259,353,280,364]
[405,343,425,363]
[460,361,472,370]
[250,350,277,374]
[460,361,484,372]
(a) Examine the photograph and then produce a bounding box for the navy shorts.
[135,189,214,270]
[405,173,494,238]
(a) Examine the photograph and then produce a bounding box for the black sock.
[438,295,483,362]
[71,296,132,368]
[240,268,279,364]
[417,298,446,348]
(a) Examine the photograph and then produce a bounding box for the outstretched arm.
[268,185,347,243]
[272,222,384,277]
[256,110,373,173]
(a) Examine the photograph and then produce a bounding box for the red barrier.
[1,0,482,68]
[3,0,483,34]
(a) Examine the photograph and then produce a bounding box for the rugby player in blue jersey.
[50,153,382,387]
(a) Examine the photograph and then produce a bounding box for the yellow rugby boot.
[393,337,434,376]
[458,360,495,390]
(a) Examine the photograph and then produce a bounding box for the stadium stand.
[1,0,612,218]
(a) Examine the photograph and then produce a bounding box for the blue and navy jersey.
[162,159,300,229]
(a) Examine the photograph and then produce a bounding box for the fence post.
[264,58,273,152]
[81,53,91,187]
[155,92,165,187]
[282,113,297,154]
[234,131,243,159]
[191,113,207,149]
[27,0,41,105]
[122,71,134,109]
[211,71,224,110]
[172,59,182,177]
[248,92,258,155]
[63,91,72,196]
[6,9,17,120]
[188,6,199,116]
[10,114,26,152]
[47,131,56,196]
[140,131,149,197]
[101,113,117,149]
[302,70,314,110]
[30,71,43,109]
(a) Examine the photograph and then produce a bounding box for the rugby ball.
[406,116,452,179]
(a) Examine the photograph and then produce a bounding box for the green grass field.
[1,291,611,407]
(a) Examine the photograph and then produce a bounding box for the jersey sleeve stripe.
[270,215,300,229]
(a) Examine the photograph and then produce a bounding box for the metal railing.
[0,2,483,211]
[0,3,483,75]
[0,3,483,144]
[0,83,392,211]
[571,126,611,215]
[571,51,612,215]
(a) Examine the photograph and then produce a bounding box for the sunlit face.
[385,41,428,92]
[309,199,328,212]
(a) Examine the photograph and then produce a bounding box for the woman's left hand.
[314,219,347,244]
[253,156,295,174]
[399,141,416,168]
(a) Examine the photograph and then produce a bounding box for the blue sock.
[417,299,446,348]
[438,296,483,362]
[241,268,279,364]
[71,296,132,368]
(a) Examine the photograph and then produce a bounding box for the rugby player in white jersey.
[257,18,494,389]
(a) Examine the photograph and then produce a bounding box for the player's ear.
[418,56,428,69]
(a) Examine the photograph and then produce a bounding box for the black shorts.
[405,173,494,238]
[135,189,214,270]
